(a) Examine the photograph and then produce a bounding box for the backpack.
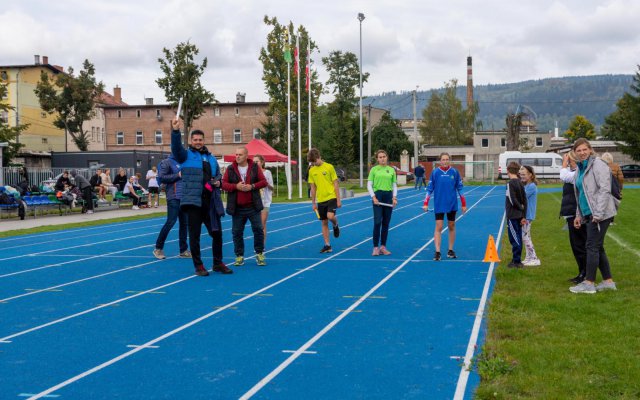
[611,173,622,201]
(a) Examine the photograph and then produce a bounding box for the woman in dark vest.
[559,151,587,283]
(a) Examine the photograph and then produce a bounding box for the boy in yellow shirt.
[307,148,341,253]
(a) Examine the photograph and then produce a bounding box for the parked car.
[392,166,414,182]
[620,164,640,178]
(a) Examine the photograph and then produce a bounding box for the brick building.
[104,94,268,158]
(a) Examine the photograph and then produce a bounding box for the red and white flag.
[305,42,310,92]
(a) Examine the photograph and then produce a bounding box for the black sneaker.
[195,265,210,276]
[447,250,457,259]
[569,274,585,284]
[320,245,332,253]
[433,252,441,261]
[507,262,524,269]
[212,263,233,274]
[333,224,340,238]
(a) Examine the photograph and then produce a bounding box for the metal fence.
[1,167,135,188]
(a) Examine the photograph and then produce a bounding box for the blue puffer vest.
[171,129,220,208]
[157,155,183,202]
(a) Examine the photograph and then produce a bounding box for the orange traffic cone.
[483,235,501,262]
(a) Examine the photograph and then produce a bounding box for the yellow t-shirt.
[308,162,338,203]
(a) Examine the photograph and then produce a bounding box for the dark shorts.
[317,198,338,220]
[435,211,457,221]
[149,187,159,194]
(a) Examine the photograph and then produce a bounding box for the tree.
[505,112,523,151]
[564,115,596,142]
[156,41,215,137]
[35,59,104,151]
[259,16,322,154]
[0,82,28,165]
[419,79,477,145]
[602,65,640,160]
[371,112,412,162]
[321,50,369,168]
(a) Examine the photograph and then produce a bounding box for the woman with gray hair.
[601,152,624,194]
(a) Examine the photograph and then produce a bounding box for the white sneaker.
[132,206,140,210]
[154,202,159,208]
[523,258,541,266]
[86,210,94,214]
[595,281,617,291]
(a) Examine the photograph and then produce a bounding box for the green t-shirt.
[368,165,396,192]
[309,161,338,203]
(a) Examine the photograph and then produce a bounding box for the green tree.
[419,79,477,145]
[321,50,369,168]
[602,65,640,160]
[564,115,596,142]
[0,82,28,165]
[371,111,412,162]
[156,41,215,138]
[35,59,104,151]
[259,16,322,154]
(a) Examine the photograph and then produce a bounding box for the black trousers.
[183,200,223,268]
[566,217,587,276]
[82,187,93,211]
[584,216,613,282]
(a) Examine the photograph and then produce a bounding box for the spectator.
[100,169,118,198]
[253,155,274,249]
[16,166,30,196]
[146,165,160,208]
[601,152,624,194]
[113,168,128,192]
[70,169,94,214]
[414,164,426,190]
[560,151,587,283]
[504,161,527,268]
[55,171,71,192]
[123,176,141,210]
[568,138,619,294]
[90,169,107,203]
[133,173,149,207]
[153,155,190,259]
[221,147,268,266]
[520,165,540,266]
[171,118,230,276]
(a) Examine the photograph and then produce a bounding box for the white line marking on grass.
[453,211,506,400]
[607,231,640,258]
[24,207,427,400]
[239,187,496,399]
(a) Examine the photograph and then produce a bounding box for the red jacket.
[222,159,268,209]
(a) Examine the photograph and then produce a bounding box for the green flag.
[283,29,292,63]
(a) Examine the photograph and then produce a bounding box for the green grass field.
[475,188,640,399]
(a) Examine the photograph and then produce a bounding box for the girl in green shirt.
[367,150,398,256]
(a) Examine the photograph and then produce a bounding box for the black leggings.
[584,216,613,282]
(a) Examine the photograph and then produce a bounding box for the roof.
[97,92,128,106]
[223,139,297,164]
[0,64,64,74]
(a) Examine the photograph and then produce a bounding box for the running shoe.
[212,263,233,274]
[179,250,192,258]
[333,224,340,238]
[447,250,457,259]
[234,256,245,266]
[595,281,617,292]
[379,246,391,255]
[320,245,332,253]
[195,265,210,276]
[433,251,441,261]
[153,248,166,260]
[570,281,596,294]
[256,253,267,266]
[372,247,380,256]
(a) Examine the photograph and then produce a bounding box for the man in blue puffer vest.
[171,118,231,276]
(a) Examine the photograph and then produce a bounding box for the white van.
[498,151,563,179]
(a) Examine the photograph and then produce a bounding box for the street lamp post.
[358,12,365,188]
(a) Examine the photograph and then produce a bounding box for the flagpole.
[296,34,302,199]
[286,31,292,200]
[307,41,312,150]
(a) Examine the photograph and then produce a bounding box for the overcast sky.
[2,0,639,105]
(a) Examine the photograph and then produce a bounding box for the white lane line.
[1,199,426,341]
[282,350,316,354]
[126,345,159,349]
[607,231,640,258]
[23,208,428,400]
[239,187,496,399]
[453,211,506,400]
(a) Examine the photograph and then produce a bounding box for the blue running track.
[0,185,506,399]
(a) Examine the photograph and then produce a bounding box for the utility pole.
[367,105,372,169]
[413,87,418,168]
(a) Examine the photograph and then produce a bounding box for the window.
[117,110,122,118]
[101,128,105,142]
[537,158,552,167]
[42,137,48,144]
[155,130,163,145]
[136,109,141,118]
[253,128,260,139]
[0,70,7,81]
[500,137,506,147]
[136,131,143,145]
[536,137,543,147]
[41,112,47,118]
[156,109,161,118]
[91,127,95,141]
[481,138,489,148]
[234,107,240,116]
[214,129,222,144]
[0,111,8,123]
[116,132,124,145]
[233,129,242,143]
[214,107,220,116]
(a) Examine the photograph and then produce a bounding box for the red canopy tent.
[223,139,297,165]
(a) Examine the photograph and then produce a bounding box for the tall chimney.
[42,56,49,65]
[466,56,474,108]
[113,86,122,103]
[34,55,41,65]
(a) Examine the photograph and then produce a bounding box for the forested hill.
[363,74,634,132]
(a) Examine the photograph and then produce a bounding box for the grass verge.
[475,189,640,399]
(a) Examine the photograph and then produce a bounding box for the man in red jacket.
[222,147,268,267]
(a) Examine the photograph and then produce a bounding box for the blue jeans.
[414,176,426,189]
[155,199,188,253]
[232,207,264,256]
